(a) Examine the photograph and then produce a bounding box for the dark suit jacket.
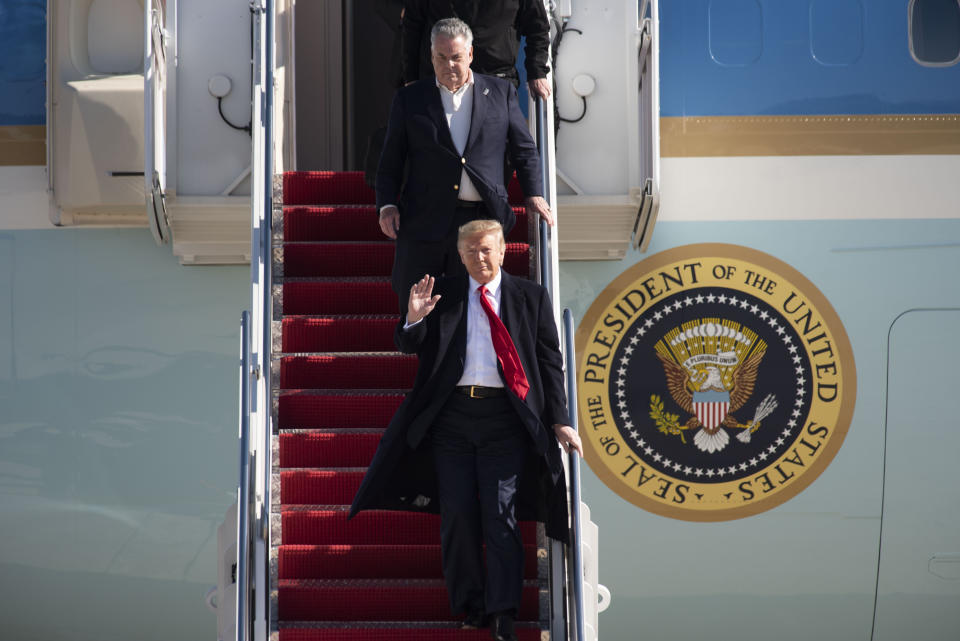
[376,73,542,242]
[350,271,571,540]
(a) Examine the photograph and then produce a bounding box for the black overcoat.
[349,271,571,541]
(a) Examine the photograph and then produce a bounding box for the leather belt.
[456,200,484,210]
[455,385,505,398]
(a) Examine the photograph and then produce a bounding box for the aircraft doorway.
[294,0,400,172]
[874,309,960,639]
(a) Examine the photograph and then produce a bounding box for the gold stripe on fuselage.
[4,117,958,165]
[0,125,45,166]
[661,114,960,157]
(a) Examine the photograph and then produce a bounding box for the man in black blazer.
[377,17,553,311]
[351,220,582,641]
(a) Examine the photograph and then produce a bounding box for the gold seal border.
[575,243,857,522]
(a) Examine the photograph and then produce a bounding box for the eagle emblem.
[650,320,778,453]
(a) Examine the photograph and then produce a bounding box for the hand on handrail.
[525,196,554,226]
[553,424,583,456]
[528,77,551,99]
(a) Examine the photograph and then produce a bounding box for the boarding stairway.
[273,171,544,640]
[221,3,603,641]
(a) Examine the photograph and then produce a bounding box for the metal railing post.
[240,1,274,640]
[253,3,275,641]
[534,92,567,641]
[236,311,252,641]
[562,308,585,641]
[259,0,275,552]
[535,89,586,639]
[535,97,552,295]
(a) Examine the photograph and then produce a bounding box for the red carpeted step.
[281,509,537,546]
[283,280,398,315]
[278,544,538,580]
[280,431,383,468]
[282,510,443,545]
[283,205,530,243]
[284,171,374,206]
[278,579,539,622]
[280,355,417,390]
[282,316,398,353]
[277,393,403,429]
[507,176,524,204]
[284,206,382,242]
[282,171,526,207]
[281,469,364,505]
[279,544,443,580]
[507,206,529,242]
[283,243,393,278]
[278,627,542,641]
[283,242,531,278]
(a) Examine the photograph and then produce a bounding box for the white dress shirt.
[436,74,483,202]
[402,271,505,388]
[457,271,504,388]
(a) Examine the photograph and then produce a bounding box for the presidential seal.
[575,244,856,521]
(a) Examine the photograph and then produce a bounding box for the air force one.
[0,1,957,640]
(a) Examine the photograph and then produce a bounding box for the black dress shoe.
[461,610,487,629]
[490,612,518,641]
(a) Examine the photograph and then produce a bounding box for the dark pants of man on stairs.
[430,391,528,616]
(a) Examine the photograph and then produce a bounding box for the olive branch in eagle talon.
[649,394,687,443]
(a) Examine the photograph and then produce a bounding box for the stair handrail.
[236,1,275,641]
[534,96,554,297]
[236,311,253,641]
[533,89,563,640]
[534,96,560,317]
[534,87,586,638]
[562,308,586,641]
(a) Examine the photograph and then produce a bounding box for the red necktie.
[477,285,530,401]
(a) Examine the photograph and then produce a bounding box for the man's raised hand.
[407,275,441,324]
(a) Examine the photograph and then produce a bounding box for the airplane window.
[708,0,763,66]
[909,0,960,65]
[810,0,863,66]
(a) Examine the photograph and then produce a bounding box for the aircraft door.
[551,0,659,259]
[345,0,399,171]
[144,0,170,243]
[294,0,397,171]
[874,310,960,639]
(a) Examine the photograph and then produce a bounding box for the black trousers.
[391,202,492,313]
[430,392,528,615]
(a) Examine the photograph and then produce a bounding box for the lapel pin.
[482,88,489,96]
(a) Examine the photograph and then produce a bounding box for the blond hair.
[457,219,505,249]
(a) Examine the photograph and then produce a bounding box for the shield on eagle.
[692,390,730,430]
